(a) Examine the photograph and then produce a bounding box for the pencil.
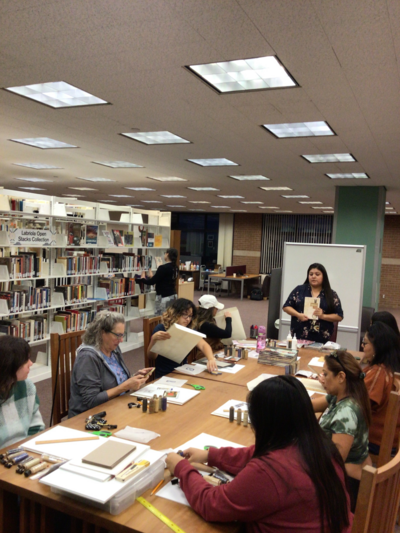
[150,479,164,495]
[35,437,99,445]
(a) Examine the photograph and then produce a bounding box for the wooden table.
[0,378,251,533]
[207,273,261,300]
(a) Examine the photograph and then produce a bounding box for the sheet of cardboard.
[215,307,246,344]
[151,323,205,363]
[82,440,136,469]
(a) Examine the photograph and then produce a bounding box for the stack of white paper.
[211,399,249,421]
[246,373,275,391]
[132,382,200,405]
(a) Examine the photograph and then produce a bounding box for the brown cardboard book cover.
[81,440,136,469]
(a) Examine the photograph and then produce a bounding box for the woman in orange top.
[362,321,400,454]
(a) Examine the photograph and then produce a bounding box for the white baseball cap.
[198,295,224,310]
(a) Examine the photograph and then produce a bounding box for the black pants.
[347,476,360,513]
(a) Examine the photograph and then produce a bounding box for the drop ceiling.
[1,0,399,214]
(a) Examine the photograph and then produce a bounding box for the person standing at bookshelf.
[138,247,178,316]
[0,336,45,448]
[282,263,343,344]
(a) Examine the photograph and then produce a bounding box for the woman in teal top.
[312,350,371,511]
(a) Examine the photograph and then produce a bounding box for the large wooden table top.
[0,377,252,533]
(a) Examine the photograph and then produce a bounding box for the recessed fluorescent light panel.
[189,201,210,204]
[302,154,356,163]
[10,137,77,149]
[125,187,155,191]
[386,207,394,210]
[218,195,244,199]
[15,178,52,182]
[189,209,205,211]
[148,177,187,182]
[5,81,108,108]
[275,210,292,213]
[211,206,230,208]
[18,187,46,190]
[324,211,334,213]
[326,173,369,179]
[68,187,98,191]
[281,195,309,199]
[188,158,238,167]
[229,175,270,181]
[258,206,279,209]
[100,200,117,203]
[232,210,247,212]
[168,205,186,208]
[241,201,263,204]
[121,132,190,144]
[142,201,162,204]
[160,195,186,198]
[299,201,323,204]
[188,187,219,191]
[386,202,390,205]
[312,207,333,210]
[108,195,133,198]
[92,161,143,168]
[14,163,62,169]
[259,187,292,191]
[188,55,296,93]
[77,177,116,182]
[62,194,85,197]
[263,121,335,138]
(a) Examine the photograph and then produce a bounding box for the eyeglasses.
[329,351,347,374]
[181,312,193,319]
[109,331,125,339]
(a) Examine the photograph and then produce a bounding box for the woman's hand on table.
[183,447,209,465]
[297,313,309,322]
[166,452,185,475]
[207,358,218,373]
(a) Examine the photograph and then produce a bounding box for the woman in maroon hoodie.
[166,376,352,533]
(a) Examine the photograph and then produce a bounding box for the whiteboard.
[279,243,366,350]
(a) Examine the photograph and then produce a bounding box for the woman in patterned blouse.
[283,263,343,343]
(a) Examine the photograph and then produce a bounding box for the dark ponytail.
[166,248,179,281]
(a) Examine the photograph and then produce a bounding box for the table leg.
[241,280,244,300]
[207,277,210,294]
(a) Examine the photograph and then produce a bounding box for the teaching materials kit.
[257,346,299,374]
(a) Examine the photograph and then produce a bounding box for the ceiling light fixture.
[326,173,369,179]
[189,201,210,204]
[141,201,162,204]
[187,55,296,93]
[188,187,219,191]
[92,161,143,168]
[241,201,263,204]
[281,195,309,199]
[13,163,62,169]
[229,175,270,181]
[218,195,244,199]
[148,177,188,182]
[121,131,190,144]
[108,195,133,198]
[10,137,78,149]
[263,121,335,138]
[77,177,116,182]
[125,187,155,191]
[211,206,230,208]
[258,206,279,209]
[68,187,98,191]
[18,187,46,190]
[15,178,53,182]
[160,195,186,198]
[299,201,323,204]
[302,154,356,163]
[5,81,108,108]
[187,158,238,166]
[259,186,293,191]
[312,206,333,209]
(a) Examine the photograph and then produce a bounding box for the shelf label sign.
[9,228,57,246]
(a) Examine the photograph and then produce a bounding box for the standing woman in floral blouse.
[283,263,343,343]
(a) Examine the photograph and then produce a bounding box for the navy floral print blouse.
[283,284,343,343]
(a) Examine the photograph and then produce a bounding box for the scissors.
[187,383,205,390]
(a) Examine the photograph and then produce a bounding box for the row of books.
[54,308,96,333]
[103,229,162,248]
[0,254,48,279]
[97,277,136,298]
[67,223,99,246]
[54,284,88,305]
[0,286,52,314]
[56,255,101,276]
[9,198,25,212]
[100,253,153,272]
[0,315,47,341]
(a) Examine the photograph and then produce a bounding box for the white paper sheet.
[211,399,249,421]
[151,323,206,363]
[217,364,245,374]
[248,350,259,359]
[157,433,243,507]
[246,373,275,391]
[173,364,205,376]
[132,383,200,405]
[156,376,188,387]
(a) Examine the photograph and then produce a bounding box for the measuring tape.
[136,497,187,533]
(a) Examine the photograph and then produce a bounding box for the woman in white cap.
[195,295,232,351]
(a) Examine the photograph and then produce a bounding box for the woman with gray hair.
[68,312,152,417]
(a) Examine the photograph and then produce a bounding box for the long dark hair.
[371,311,400,337]
[248,376,349,533]
[166,248,179,281]
[366,322,400,373]
[162,298,197,330]
[0,336,31,402]
[325,350,372,427]
[304,263,335,313]
[195,307,215,329]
